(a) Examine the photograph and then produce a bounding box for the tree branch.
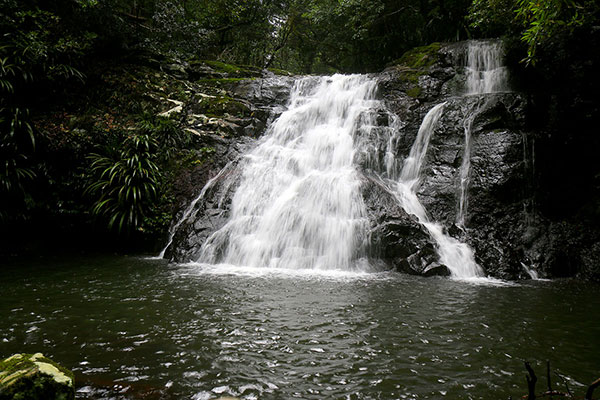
[525,362,537,400]
[586,377,600,400]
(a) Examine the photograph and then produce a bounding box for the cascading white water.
[458,41,510,226]
[158,163,236,258]
[465,41,509,95]
[197,75,376,270]
[162,42,512,279]
[391,104,484,278]
[457,103,478,228]
[381,40,510,278]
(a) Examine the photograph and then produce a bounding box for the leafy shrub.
[86,134,161,233]
[515,0,598,65]
[137,112,189,160]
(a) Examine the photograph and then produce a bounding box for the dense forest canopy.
[1,0,599,247]
[2,0,598,73]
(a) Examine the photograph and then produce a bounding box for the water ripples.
[1,256,598,399]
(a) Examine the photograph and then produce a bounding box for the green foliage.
[86,134,161,233]
[468,0,520,37]
[515,0,597,65]
[0,0,98,220]
[137,112,188,161]
[468,0,599,65]
[0,46,36,220]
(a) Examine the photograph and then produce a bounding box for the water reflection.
[0,256,598,399]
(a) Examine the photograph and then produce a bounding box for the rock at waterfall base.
[0,353,74,400]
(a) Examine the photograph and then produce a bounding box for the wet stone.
[0,353,75,400]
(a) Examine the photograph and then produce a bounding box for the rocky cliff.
[378,41,599,280]
[164,41,599,281]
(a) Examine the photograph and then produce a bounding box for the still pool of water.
[1,255,599,399]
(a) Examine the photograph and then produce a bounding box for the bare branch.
[585,377,600,400]
[525,362,537,400]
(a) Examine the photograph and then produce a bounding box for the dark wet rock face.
[379,41,598,280]
[166,42,598,281]
[376,44,543,279]
[361,176,449,276]
[417,94,527,226]
[166,160,243,263]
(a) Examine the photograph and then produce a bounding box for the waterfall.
[196,75,376,270]
[457,101,481,228]
[391,104,484,278]
[399,105,445,183]
[161,41,512,279]
[383,40,511,277]
[457,41,510,226]
[158,163,236,258]
[465,41,509,95]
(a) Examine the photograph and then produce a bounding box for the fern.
[86,134,161,233]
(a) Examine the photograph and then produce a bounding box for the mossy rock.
[267,67,293,76]
[388,42,442,69]
[387,42,442,99]
[193,60,262,78]
[191,95,252,118]
[197,78,253,85]
[406,86,422,98]
[0,353,74,400]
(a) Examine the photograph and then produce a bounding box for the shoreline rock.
[0,353,74,400]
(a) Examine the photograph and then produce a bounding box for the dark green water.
[1,255,599,399]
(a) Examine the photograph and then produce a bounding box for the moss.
[195,95,251,117]
[406,86,422,98]
[267,67,293,76]
[0,353,74,400]
[200,60,259,77]
[197,78,255,85]
[397,67,422,84]
[388,42,441,69]
[386,42,442,99]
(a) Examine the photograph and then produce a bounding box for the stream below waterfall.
[2,255,599,400]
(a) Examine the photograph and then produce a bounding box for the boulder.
[361,176,448,276]
[0,353,74,400]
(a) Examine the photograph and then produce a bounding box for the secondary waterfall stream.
[390,104,484,278]
[458,40,511,226]
[380,41,509,279]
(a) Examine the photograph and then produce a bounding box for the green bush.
[86,133,161,233]
[137,112,188,161]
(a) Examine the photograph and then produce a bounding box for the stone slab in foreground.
[0,353,74,400]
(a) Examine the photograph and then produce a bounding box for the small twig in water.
[555,373,572,398]
[585,377,600,400]
[525,361,538,400]
[547,361,553,397]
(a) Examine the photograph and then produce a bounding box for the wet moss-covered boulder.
[0,353,74,400]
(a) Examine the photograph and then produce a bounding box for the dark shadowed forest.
[1,0,599,264]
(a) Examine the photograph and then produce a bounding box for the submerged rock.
[0,353,74,400]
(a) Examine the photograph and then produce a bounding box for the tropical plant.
[515,0,597,65]
[86,134,161,233]
[137,112,188,161]
[0,44,36,220]
[0,0,97,220]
